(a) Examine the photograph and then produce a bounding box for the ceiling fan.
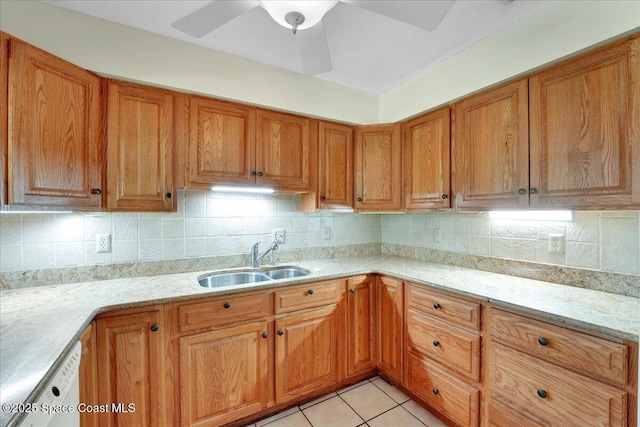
[171,0,458,75]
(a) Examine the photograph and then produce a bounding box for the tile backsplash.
[1,191,639,277]
[381,211,640,275]
[0,190,381,272]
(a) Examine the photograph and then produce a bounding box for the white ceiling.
[40,0,552,94]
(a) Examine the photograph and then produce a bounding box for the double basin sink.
[198,266,309,288]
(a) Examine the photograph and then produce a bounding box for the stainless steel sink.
[198,266,310,288]
[198,272,271,288]
[263,267,309,280]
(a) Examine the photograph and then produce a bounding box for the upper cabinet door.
[186,97,255,187]
[355,124,403,212]
[529,36,640,209]
[7,38,103,210]
[403,107,451,211]
[106,81,175,211]
[256,110,311,191]
[318,121,354,210]
[452,79,530,210]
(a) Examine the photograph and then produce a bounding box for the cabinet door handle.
[356,197,362,202]
[538,337,548,346]
[529,188,538,194]
[262,332,268,339]
[517,188,527,195]
[433,340,440,347]
[150,324,159,332]
[537,389,547,399]
[257,171,264,177]
[441,194,448,200]
[320,196,326,201]
[277,329,284,336]
[308,289,314,295]
[349,287,356,293]
[251,171,257,176]
[223,302,231,309]
[432,388,439,395]
[91,188,102,195]
[166,192,172,199]
[433,303,441,309]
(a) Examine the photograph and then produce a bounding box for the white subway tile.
[0,245,22,271]
[23,244,55,269]
[566,242,599,269]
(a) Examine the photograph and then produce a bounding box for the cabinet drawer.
[407,353,480,427]
[177,292,270,333]
[406,284,480,330]
[407,309,480,382]
[274,280,341,314]
[490,343,627,427]
[490,309,628,384]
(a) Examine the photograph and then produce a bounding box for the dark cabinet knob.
[277,329,284,336]
[356,197,362,202]
[320,196,326,201]
[433,303,441,309]
[432,388,439,395]
[262,332,268,339]
[517,188,526,195]
[537,389,547,399]
[91,188,102,195]
[529,188,538,194]
[223,302,231,309]
[441,194,448,200]
[51,386,60,397]
[308,289,314,295]
[150,324,159,332]
[166,192,172,198]
[257,171,264,177]
[538,337,548,346]
[433,340,440,347]
[349,287,355,294]
[251,171,257,176]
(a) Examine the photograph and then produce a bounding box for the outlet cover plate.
[548,234,565,254]
[272,229,285,244]
[96,234,112,253]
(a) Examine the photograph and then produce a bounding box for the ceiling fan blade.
[342,0,456,31]
[298,20,332,75]
[171,0,259,38]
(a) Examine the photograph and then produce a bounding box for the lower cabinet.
[377,276,404,384]
[95,306,170,427]
[346,275,377,377]
[79,322,98,427]
[179,321,269,427]
[275,304,341,403]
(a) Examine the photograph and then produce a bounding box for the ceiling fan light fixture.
[259,1,338,32]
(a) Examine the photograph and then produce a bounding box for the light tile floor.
[244,377,449,427]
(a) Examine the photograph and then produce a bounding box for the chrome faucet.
[251,241,278,268]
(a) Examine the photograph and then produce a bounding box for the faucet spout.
[251,241,279,268]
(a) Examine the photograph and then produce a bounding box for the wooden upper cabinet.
[256,109,311,191]
[529,35,640,209]
[355,124,403,211]
[185,96,255,187]
[452,78,530,210]
[403,107,451,210]
[317,121,354,209]
[1,32,9,207]
[7,37,104,210]
[106,81,175,211]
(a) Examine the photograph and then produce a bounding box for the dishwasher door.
[18,341,81,427]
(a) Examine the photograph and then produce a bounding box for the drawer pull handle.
[538,337,548,346]
[150,324,159,332]
[517,188,527,195]
[308,289,314,295]
[277,329,284,336]
[433,303,441,309]
[262,332,268,339]
[432,388,439,395]
[223,302,231,309]
[537,389,547,399]
[433,340,440,347]
[349,287,356,293]
[91,188,102,195]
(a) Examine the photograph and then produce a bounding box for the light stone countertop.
[1,255,638,427]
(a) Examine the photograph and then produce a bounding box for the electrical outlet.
[272,228,286,244]
[96,234,112,253]
[434,228,442,243]
[548,234,565,254]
